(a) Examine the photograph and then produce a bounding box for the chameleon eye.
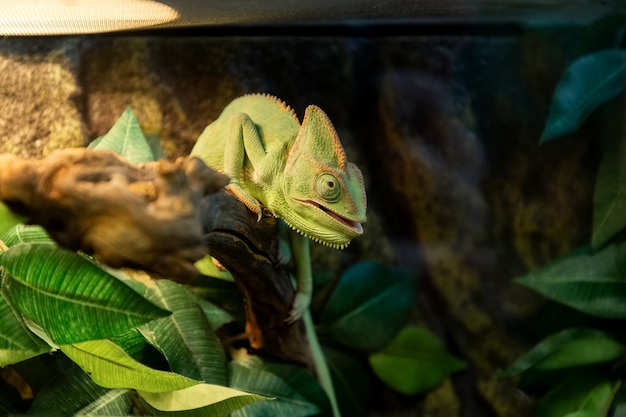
[316,173,341,202]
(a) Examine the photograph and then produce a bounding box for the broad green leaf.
[592,134,626,248]
[536,337,625,371]
[27,366,133,416]
[196,298,235,331]
[230,357,321,417]
[369,326,466,396]
[106,267,234,330]
[74,389,133,416]
[1,242,170,344]
[61,339,200,392]
[0,202,26,237]
[111,328,170,372]
[139,384,268,416]
[537,374,614,417]
[515,244,626,318]
[187,276,245,319]
[324,346,371,417]
[0,291,51,366]
[88,107,155,163]
[137,280,228,385]
[195,255,235,282]
[145,133,166,160]
[320,261,416,351]
[1,224,52,247]
[540,49,626,142]
[501,328,625,377]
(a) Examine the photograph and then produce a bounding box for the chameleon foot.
[226,183,262,221]
[285,290,311,323]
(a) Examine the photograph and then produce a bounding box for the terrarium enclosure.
[1,1,626,417]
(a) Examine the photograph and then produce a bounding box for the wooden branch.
[0,148,228,280]
[201,191,314,369]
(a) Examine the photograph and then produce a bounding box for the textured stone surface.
[0,26,608,416]
[0,39,85,157]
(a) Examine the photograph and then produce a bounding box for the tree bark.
[201,191,313,369]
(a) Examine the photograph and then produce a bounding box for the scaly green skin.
[192,94,366,417]
[191,93,367,321]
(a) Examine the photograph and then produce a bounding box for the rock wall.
[0,27,609,416]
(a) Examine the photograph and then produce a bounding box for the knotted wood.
[201,191,313,368]
[0,148,229,279]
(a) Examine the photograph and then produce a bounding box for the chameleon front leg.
[223,113,267,219]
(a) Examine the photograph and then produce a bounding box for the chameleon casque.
[191,93,367,322]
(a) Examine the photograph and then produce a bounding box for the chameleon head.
[281,105,367,248]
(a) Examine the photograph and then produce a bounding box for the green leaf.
[145,133,166,160]
[230,357,322,417]
[60,339,200,392]
[515,244,626,318]
[541,49,626,142]
[137,280,229,385]
[1,242,170,344]
[369,326,466,396]
[501,328,626,377]
[0,202,26,237]
[195,255,235,282]
[111,328,170,372]
[88,107,156,163]
[536,338,625,372]
[592,134,626,248]
[139,384,268,416]
[320,261,416,350]
[537,373,615,417]
[1,224,52,247]
[187,276,244,320]
[323,346,371,417]
[27,366,133,416]
[0,289,51,366]
[195,298,235,331]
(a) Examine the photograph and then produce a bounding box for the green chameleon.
[192,93,367,416]
[191,93,367,322]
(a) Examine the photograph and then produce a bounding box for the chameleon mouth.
[300,199,363,236]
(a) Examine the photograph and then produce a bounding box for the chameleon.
[191,93,367,322]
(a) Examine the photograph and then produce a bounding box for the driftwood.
[202,192,313,368]
[0,148,229,280]
[0,148,311,367]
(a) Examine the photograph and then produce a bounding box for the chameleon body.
[191,93,367,321]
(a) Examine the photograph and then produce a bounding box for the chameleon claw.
[284,291,310,323]
[226,183,263,220]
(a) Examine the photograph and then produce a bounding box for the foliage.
[0,203,25,237]
[540,49,626,143]
[0,108,462,416]
[319,261,414,351]
[505,38,626,417]
[369,326,466,396]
